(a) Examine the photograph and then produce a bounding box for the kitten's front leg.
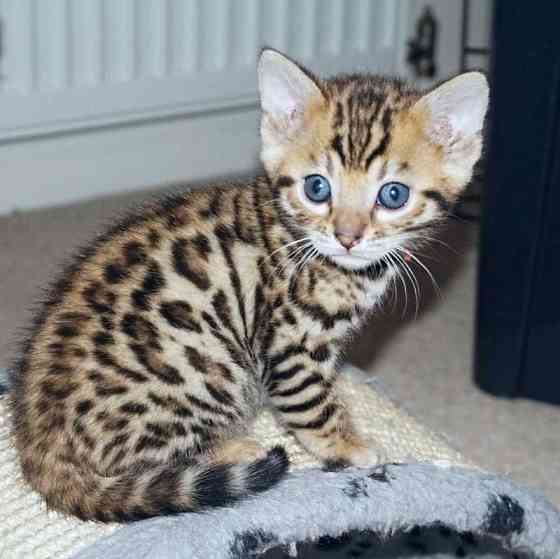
[267,360,386,468]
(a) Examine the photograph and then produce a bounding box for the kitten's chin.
[328,253,377,270]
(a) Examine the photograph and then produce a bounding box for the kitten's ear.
[414,72,489,148]
[258,49,324,144]
[413,72,489,187]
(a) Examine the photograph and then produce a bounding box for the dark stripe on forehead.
[331,134,347,167]
[358,100,385,163]
[370,98,384,122]
[346,131,356,168]
[365,130,391,169]
[333,101,344,128]
[423,190,451,213]
[364,108,393,169]
[358,120,373,163]
[381,106,392,131]
[345,95,356,166]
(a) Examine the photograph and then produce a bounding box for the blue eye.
[377,182,410,209]
[304,174,331,203]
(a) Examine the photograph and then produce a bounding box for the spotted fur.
[10,50,488,521]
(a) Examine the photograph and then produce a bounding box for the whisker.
[271,242,312,279]
[386,250,409,318]
[406,249,441,263]
[275,240,312,269]
[258,197,282,209]
[393,250,420,319]
[404,257,422,319]
[285,245,316,286]
[414,235,459,255]
[383,253,399,314]
[263,236,313,263]
[277,242,314,281]
[296,246,316,274]
[398,248,441,299]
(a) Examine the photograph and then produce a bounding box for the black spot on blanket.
[408,525,421,537]
[406,539,428,553]
[460,531,477,546]
[483,494,525,535]
[368,465,391,483]
[438,524,453,538]
[292,527,529,558]
[230,529,277,558]
[343,479,369,498]
[356,538,373,549]
[323,458,349,472]
[315,532,353,551]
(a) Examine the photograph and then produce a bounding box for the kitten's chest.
[269,262,390,341]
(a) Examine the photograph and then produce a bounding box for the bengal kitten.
[10,49,488,521]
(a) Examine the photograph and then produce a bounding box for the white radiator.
[0,0,404,141]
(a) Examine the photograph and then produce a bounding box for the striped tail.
[34,446,289,522]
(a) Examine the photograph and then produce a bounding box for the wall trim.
[0,108,261,214]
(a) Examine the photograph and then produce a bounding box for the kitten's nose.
[335,230,363,250]
[333,210,367,251]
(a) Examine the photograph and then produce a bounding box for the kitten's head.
[257,49,489,270]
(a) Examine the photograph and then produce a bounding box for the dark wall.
[476,2,560,403]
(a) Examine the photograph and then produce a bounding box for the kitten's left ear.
[414,72,489,149]
[258,49,325,166]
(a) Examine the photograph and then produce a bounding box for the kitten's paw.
[346,443,387,469]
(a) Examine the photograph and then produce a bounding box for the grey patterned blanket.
[72,462,560,559]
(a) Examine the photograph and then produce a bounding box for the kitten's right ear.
[258,49,324,145]
[412,71,489,188]
[413,72,489,149]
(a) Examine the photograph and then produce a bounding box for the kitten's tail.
[36,446,289,522]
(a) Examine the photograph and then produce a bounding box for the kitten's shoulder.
[8,178,259,393]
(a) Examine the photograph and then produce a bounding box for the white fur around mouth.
[311,244,384,270]
[329,253,378,270]
[310,235,400,271]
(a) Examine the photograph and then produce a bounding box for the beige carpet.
[1,181,558,506]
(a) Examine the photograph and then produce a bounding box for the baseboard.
[0,107,261,214]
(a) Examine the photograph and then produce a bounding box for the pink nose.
[335,232,362,250]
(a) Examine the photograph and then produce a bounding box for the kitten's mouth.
[329,253,376,270]
[312,235,407,271]
[315,246,387,270]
